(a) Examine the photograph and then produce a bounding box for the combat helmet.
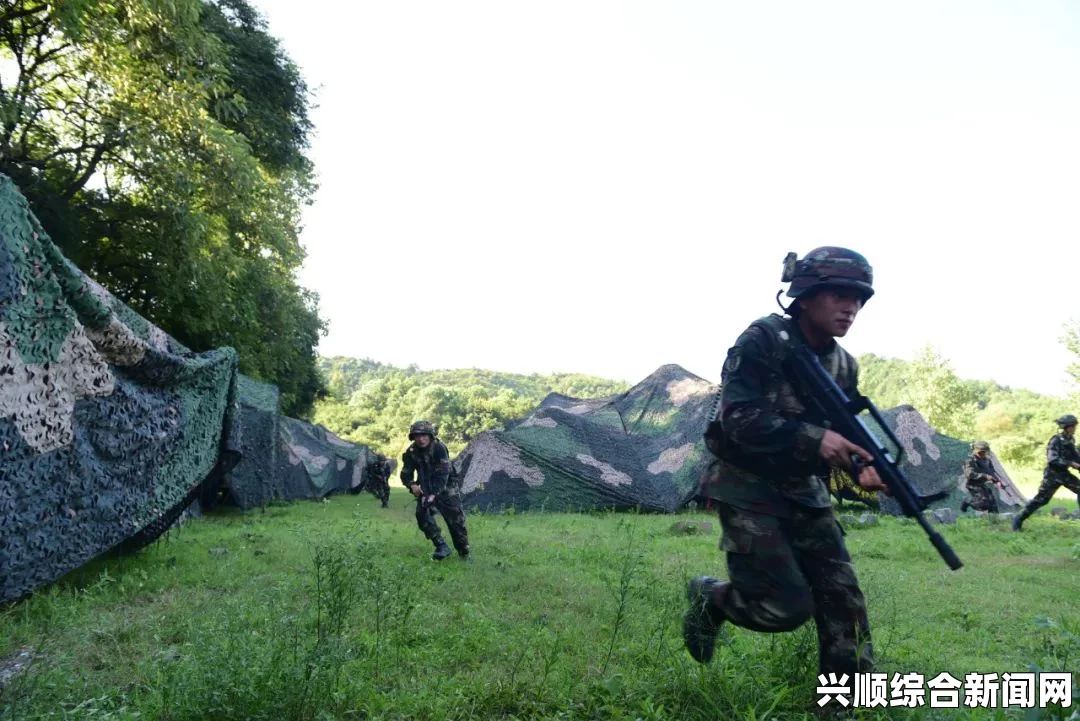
[1055,414,1078,428]
[972,440,990,452]
[408,420,438,440]
[781,247,875,302]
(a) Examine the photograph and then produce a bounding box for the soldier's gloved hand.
[410,484,422,497]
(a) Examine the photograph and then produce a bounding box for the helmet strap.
[775,290,797,317]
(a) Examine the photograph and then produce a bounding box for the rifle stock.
[789,344,963,571]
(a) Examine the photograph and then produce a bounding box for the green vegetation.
[312,357,631,456]
[858,347,1075,471]
[2,492,1078,720]
[0,0,324,415]
[312,348,1076,484]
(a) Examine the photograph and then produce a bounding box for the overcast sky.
[250,0,1080,396]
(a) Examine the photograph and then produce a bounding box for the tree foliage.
[312,358,631,457]
[0,0,325,415]
[858,350,1070,469]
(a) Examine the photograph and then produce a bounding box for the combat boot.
[960,500,969,513]
[683,576,730,663]
[1012,512,1026,532]
[432,539,452,560]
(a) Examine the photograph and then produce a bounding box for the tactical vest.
[703,313,852,470]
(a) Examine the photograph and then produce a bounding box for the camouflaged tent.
[274,415,373,503]
[220,378,376,509]
[455,364,718,513]
[0,173,377,604]
[825,404,1026,515]
[219,375,282,509]
[0,174,240,605]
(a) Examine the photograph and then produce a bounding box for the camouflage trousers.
[714,502,874,676]
[1018,474,1080,519]
[416,491,470,555]
[367,478,390,506]
[963,482,999,513]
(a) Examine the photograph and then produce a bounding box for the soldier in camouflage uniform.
[401,420,471,560]
[685,247,889,680]
[1012,415,1080,531]
[365,453,392,508]
[960,441,1004,513]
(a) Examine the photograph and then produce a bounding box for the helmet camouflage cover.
[972,440,990,451]
[782,246,875,302]
[408,420,437,440]
[1056,414,1078,428]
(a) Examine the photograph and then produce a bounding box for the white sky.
[250,0,1080,396]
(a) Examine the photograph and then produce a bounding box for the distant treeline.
[312,357,631,457]
[314,348,1075,470]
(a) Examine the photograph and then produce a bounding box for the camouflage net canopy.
[825,405,1026,515]
[0,174,240,605]
[0,174,377,604]
[455,364,718,513]
[273,416,373,504]
[222,378,376,509]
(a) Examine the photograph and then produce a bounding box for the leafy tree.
[0,0,325,415]
[904,345,979,440]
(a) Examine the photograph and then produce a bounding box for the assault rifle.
[789,342,964,571]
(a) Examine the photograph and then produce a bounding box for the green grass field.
[2,488,1079,720]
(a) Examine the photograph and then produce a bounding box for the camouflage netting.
[0,173,378,604]
[828,405,1026,515]
[275,415,375,503]
[0,174,240,605]
[220,375,282,508]
[456,364,718,513]
[217,373,383,509]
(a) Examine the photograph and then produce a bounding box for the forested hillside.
[314,347,1075,471]
[312,357,631,456]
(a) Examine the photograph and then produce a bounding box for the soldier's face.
[975,449,987,459]
[1066,425,1076,437]
[800,289,863,338]
[415,434,432,448]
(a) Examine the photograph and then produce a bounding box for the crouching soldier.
[401,420,471,561]
[960,441,1004,513]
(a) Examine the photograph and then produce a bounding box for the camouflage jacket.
[1044,432,1080,481]
[367,459,391,483]
[400,440,452,495]
[702,313,857,515]
[963,454,998,486]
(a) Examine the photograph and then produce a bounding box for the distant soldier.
[400,420,471,561]
[1013,415,1080,530]
[960,441,1004,513]
[365,453,392,508]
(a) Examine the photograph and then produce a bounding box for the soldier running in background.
[365,453,392,508]
[1013,415,1080,530]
